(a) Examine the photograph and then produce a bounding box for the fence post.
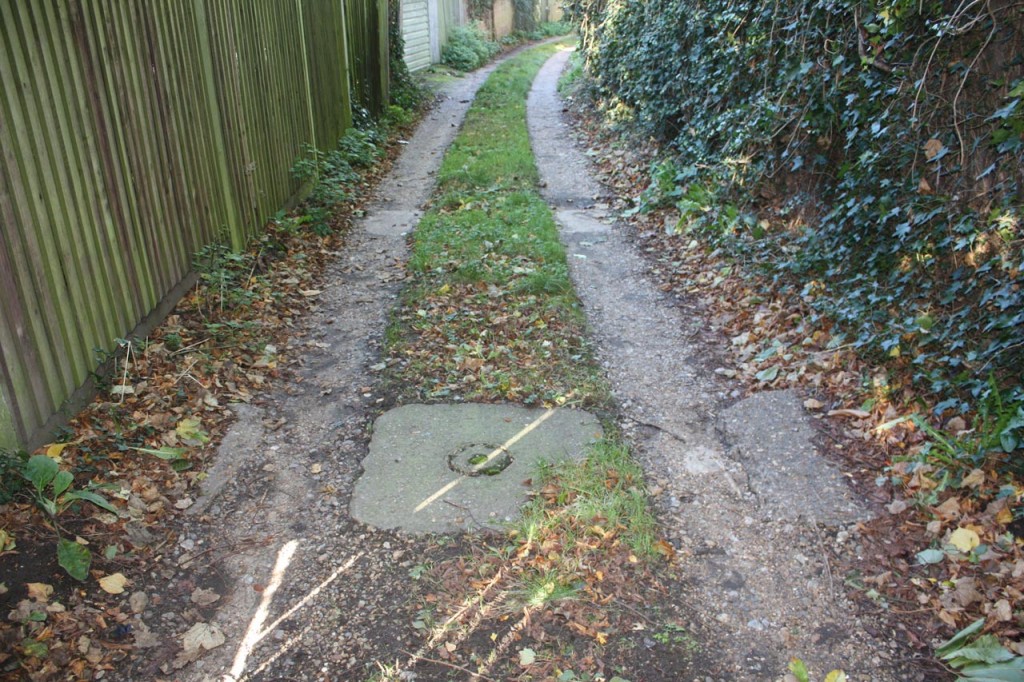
[296,0,318,160]
[0,383,15,451]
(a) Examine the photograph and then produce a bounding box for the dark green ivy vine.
[566,0,1024,412]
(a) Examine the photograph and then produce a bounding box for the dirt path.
[127,61,514,682]
[528,48,923,680]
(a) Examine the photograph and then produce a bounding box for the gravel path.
[527,47,923,681]
[125,59,511,682]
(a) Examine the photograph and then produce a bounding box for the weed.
[935,618,1024,681]
[788,659,847,682]
[652,622,698,652]
[899,380,1024,480]
[19,455,118,580]
[384,42,663,676]
[0,448,28,504]
[515,573,581,609]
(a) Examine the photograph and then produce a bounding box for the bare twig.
[118,339,133,403]
[621,413,689,445]
[169,338,209,357]
[951,0,997,167]
[400,650,497,681]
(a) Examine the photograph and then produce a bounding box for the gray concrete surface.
[351,403,602,533]
[720,389,868,525]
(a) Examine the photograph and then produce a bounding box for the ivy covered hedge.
[566,0,1023,410]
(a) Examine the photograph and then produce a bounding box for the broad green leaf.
[937,619,987,657]
[24,455,58,494]
[824,671,848,682]
[958,659,1024,681]
[64,490,118,514]
[755,366,779,382]
[57,539,91,581]
[947,635,1016,665]
[52,470,73,498]
[135,445,188,460]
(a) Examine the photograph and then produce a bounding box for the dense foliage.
[442,25,500,71]
[566,0,1024,415]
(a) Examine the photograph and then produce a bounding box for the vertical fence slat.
[0,0,362,449]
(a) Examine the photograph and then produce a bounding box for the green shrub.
[442,25,498,71]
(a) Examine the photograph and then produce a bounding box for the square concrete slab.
[351,403,603,533]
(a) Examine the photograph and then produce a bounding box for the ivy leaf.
[987,99,1020,121]
[916,548,946,564]
[21,638,48,659]
[57,539,91,581]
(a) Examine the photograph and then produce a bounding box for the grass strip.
[380,43,677,681]
[384,43,606,409]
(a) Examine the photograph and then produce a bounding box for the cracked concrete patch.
[720,390,868,525]
[351,403,602,533]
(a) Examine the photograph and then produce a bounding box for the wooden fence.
[0,0,389,450]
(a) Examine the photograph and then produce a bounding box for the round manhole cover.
[448,443,513,477]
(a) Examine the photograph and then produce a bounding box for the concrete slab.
[363,208,423,237]
[719,390,868,525]
[555,208,611,234]
[351,403,602,533]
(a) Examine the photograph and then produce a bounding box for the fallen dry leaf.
[828,408,870,419]
[26,583,53,601]
[190,587,221,606]
[98,573,128,595]
[182,622,225,653]
[949,527,980,553]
